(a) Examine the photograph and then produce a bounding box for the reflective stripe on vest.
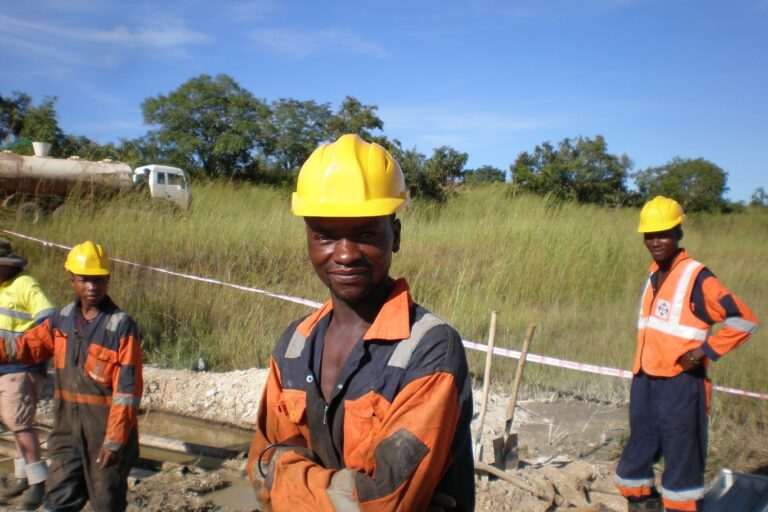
[637,260,709,341]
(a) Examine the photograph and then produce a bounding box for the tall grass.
[5,182,767,466]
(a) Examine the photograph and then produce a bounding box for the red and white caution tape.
[0,229,322,309]
[4,228,766,400]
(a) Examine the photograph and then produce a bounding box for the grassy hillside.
[4,183,767,457]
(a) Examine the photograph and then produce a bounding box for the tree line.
[2,74,764,212]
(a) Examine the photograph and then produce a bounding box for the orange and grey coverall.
[616,250,758,512]
[0,296,143,512]
[247,278,475,511]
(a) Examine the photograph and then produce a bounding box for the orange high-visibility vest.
[634,257,710,377]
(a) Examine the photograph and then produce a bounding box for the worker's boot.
[0,459,28,500]
[18,459,48,511]
[627,494,663,512]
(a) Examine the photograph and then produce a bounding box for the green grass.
[3,182,767,471]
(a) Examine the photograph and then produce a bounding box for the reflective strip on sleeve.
[326,469,359,512]
[34,308,56,322]
[0,307,32,321]
[106,312,127,333]
[285,330,307,359]
[724,316,758,334]
[103,440,122,451]
[388,313,444,369]
[112,393,141,408]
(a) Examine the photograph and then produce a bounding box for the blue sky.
[1,0,766,202]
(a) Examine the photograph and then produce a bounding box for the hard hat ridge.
[292,134,410,217]
[638,196,686,233]
[65,241,110,276]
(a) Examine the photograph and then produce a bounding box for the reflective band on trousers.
[615,475,655,489]
[637,260,709,340]
[661,484,705,502]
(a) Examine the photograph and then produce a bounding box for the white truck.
[0,143,191,222]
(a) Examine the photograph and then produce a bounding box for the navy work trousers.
[616,370,708,510]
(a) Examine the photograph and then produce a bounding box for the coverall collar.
[298,278,414,342]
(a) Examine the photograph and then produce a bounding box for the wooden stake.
[473,311,498,462]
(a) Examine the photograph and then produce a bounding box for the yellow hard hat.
[637,196,686,233]
[64,241,110,275]
[292,134,410,217]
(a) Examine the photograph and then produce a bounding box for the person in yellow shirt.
[0,238,55,510]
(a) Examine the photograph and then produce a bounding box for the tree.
[463,165,505,185]
[509,135,631,205]
[141,74,269,178]
[750,187,767,208]
[259,99,332,173]
[0,91,31,143]
[325,96,384,141]
[18,97,65,155]
[418,146,468,202]
[633,158,728,212]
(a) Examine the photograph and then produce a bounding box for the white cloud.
[248,28,388,58]
[0,13,209,50]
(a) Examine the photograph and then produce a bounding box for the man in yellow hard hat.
[615,196,759,512]
[0,238,55,510]
[247,134,474,511]
[0,241,143,512]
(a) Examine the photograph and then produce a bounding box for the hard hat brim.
[65,266,110,276]
[637,218,684,233]
[292,194,410,218]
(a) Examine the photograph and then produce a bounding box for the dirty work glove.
[428,490,457,511]
[261,443,316,492]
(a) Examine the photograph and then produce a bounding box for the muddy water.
[139,411,260,509]
[1,411,260,510]
[137,410,253,468]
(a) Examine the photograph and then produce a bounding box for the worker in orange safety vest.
[246,134,474,511]
[615,196,759,512]
[0,241,143,512]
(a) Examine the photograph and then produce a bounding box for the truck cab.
[133,165,191,209]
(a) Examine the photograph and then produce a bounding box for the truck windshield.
[168,173,186,188]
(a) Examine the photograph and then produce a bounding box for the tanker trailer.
[0,146,190,222]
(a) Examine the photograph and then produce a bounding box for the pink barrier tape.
[0,229,323,309]
[4,228,767,400]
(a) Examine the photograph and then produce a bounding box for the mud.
[0,366,631,511]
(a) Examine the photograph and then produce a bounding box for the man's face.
[305,216,400,305]
[70,274,110,308]
[643,228,679,264]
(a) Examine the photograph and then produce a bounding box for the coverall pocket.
[52,329,67,369]
[83,344,118,387]
[343,392,388,470]
[277,390,307,425]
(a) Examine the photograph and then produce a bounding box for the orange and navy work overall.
[0,296,143,512]
[616,251,758,512]
[247,279,475,511]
